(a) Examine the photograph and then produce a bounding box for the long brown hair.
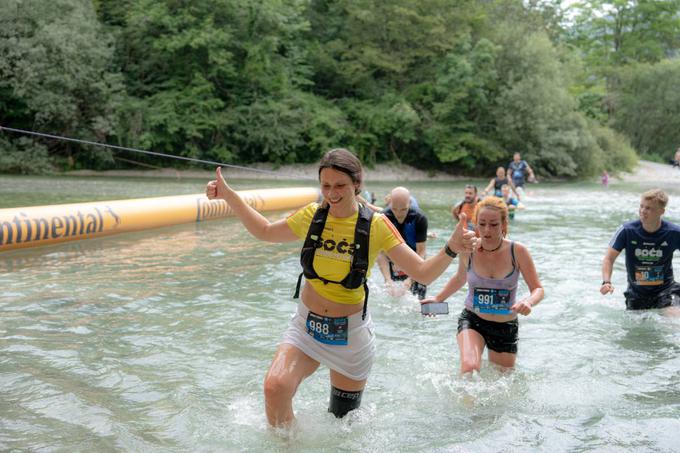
[318,148,363,195]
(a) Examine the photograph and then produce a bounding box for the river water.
[1,174,679,452]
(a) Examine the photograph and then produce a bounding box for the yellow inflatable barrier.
[0,187,320,252]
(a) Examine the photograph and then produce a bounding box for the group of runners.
[205,148,680,428]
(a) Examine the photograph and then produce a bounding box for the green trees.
[612,60,680,159]
[569,0,680,162]
[571,0,680,70]
[488,26,635,178]
[111,0,248,162]
[1,0,665,177]
[107,0,347,165]
[0,0,123,172]
[305,0,477,166]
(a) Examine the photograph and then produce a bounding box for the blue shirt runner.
[609,219,680,298]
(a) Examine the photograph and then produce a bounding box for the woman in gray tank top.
[421,196,544,375]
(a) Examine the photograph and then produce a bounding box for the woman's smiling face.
[320,168,358,212]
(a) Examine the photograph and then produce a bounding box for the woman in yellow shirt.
[206,148,477,427]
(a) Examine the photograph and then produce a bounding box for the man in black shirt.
[378,187,429,299]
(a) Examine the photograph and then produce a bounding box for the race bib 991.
[473,288,512,315]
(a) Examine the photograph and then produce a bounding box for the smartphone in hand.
[421,302,449,316]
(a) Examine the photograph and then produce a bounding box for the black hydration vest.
[293,204,374,320]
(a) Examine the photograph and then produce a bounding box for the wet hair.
[464,184,478,194]
[318,148,363,195]
[473,196,509,236]
[641,189,668,209]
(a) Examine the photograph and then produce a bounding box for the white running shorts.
[280,302,376,381]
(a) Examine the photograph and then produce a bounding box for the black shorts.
[624,283,680,310]
[457,308,518,354]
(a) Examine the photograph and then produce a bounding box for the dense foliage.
[569,0,680,162]
[3,0,677,177]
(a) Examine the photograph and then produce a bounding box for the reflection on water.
[1,176,680,451]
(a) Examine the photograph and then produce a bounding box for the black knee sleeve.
[328,386,363,418]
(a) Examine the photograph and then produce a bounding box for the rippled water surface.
[2,174,680,452]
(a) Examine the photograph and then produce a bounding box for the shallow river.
[1,174,679,452]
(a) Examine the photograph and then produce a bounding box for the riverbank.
[64,160,675,184]
[614,160,679,184]
[65,162,464,182]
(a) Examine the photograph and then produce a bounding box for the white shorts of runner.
[280,302,376,381]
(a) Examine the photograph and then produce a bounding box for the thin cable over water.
[0,125,317,181]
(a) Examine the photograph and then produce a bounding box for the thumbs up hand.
[447,212,479,254]
[206,167,230,200]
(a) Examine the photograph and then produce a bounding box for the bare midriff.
[301,283,364,317]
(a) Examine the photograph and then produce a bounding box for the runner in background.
[600,188,680,314]
[507,152,536,198]
[377,187,429,299]
[453,184,480,229]
[483,167,520,200]
[500,184,524,220]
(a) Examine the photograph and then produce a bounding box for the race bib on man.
[306,312,348,345]
[634,265,664,286]
[473,288,512,314]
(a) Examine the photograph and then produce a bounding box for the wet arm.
[600,247,621,294]
[452,204,461,221]
[208,168,298,243]
[385,243,454,285]
[431,257,467,302]
[482,178,494,195]
[385,215,477,284]
[404,241,429,286]
[357,195,383,213]
[416,241,426,259]
[516,244,544,306]
[602,247,620,282]
[376,252,392,282]
[526,164,535,179]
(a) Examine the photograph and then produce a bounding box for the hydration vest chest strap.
[293,204,373,320]
[293,273,304,299]
[362,282,369,320]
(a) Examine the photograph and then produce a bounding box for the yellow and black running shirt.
[287,202,403,304]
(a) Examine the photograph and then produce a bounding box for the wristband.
[602,281,611,285]
[444,244,457,259]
